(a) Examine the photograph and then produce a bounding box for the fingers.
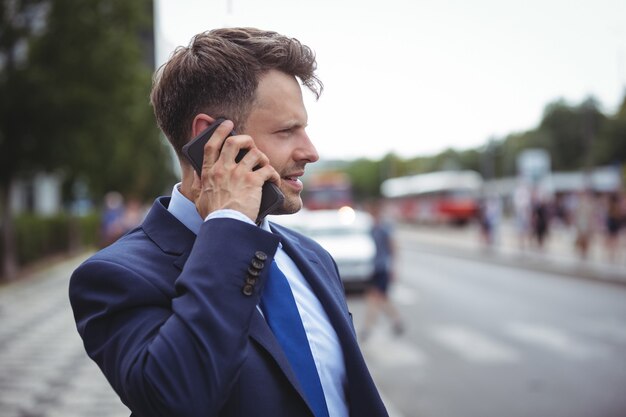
[194,120,279,221]
[236,146,280,185]
[201,120,272,181]
[219,134,255,169]
[219,133,272,177]
[201,120,234,173]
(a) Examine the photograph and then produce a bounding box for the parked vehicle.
[269,207,375,292]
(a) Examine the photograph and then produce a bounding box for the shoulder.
[70,227,177,299]
[87,227,165,269]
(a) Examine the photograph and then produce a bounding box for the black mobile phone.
[181,118,285,223]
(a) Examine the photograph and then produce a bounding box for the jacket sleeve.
[69,218,280,417]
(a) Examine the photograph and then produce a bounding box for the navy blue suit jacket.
[69,197,388,417]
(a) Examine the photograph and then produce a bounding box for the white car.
[269,207,376,292]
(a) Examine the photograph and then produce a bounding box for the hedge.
[1,212,100,268]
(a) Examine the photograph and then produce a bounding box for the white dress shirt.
[167,184,349,417]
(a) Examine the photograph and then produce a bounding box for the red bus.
[381,170,483,225]
[304,171,353,210]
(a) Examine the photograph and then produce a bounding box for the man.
[360,201,403,341]
[69,27,388,417]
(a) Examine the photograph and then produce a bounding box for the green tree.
[1,0,174,281]
[28,0,173,199]
[345,158,382,200]
[594,93,626,166]
[538,98,607,170]
[1,0,50,280]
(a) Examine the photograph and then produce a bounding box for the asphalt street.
[349,227,626,417]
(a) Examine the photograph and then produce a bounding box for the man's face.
[243,70,319,214]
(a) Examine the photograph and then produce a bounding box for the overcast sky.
[155,0,626,160]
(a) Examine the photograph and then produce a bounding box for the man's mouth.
[282,170,304,182]
[281,172,305,190]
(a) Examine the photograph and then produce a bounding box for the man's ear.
[191,114,216,138]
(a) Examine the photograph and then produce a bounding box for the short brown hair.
[150,27,323,158]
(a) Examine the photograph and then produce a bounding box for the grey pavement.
[0,254,129,417]
[396,219,626,285]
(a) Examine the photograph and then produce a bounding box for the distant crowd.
[479,186,626,263]
[99,191,149,248]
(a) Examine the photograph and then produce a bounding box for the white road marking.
[505,322,607,359]
[431,325,519,363]
[577,318,626,345]
[389,283,419,306]
[362,332,427,368]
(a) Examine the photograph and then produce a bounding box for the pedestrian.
[99,191,125,248]
[531,191,549,249]
[573,189,595,260]
[360,201,404,341]
[513,183,532,250]
[604,191,622,263]
[69,28,388,417]
[478,193,502,248]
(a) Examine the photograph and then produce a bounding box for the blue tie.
[261,261,330,417]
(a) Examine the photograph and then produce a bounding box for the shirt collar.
[167,182,273,236]
[167,183,203,235]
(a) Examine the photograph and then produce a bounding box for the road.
[349,233,626,417]
[0,227,625,417]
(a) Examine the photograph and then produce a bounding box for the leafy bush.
[1,212,99,267]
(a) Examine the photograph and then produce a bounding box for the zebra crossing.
[361,318,625,368]
[352,285,625,370]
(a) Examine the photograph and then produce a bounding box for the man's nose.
[296,132,319,163]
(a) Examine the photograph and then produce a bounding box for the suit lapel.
[249,311,307,397]
[141,197,195,271]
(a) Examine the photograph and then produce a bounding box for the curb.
[397,227,626,287]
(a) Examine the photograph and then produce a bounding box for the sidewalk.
[396,219,626,285]
[0,253,128,417]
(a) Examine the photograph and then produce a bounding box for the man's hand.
[191,120,280,222]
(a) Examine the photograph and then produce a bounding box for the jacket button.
[248,266,261,277]
[255,251,268,261]
[242,284,254,296]
[251,259,264,270]
[246,276,257,285]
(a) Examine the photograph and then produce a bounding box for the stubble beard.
[274,189,303,215]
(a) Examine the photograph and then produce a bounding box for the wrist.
[206,209,256,225]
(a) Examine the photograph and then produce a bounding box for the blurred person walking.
[99,191,125,248]
[360,201,404,341]
[531,191,549,249]
[604,191,623,263]
[479,193,502,248]
[573,189,595,260]
[120,197,148,233]
[513,184,532,250]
